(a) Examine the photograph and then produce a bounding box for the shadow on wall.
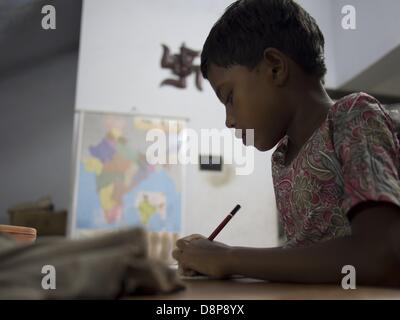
[0,1,82,223]
[0,51,79,224]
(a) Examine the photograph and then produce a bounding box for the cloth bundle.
[0,227,184,299]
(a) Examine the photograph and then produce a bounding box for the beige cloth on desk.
[0,228,184,299]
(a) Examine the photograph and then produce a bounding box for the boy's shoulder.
[329,92,400,150]
[329,92,394,130]
[331,92,380,115]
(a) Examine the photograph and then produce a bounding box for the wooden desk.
[133,277,400,300]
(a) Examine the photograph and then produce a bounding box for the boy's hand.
[172,234,204,277]
[172,234,232,279]
[173,234,205,277]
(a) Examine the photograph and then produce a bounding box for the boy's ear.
[262,48,288,86]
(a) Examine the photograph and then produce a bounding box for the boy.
[172,0,400,286]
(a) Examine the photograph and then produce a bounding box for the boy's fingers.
[178,265,198,277]
[172,248,182,261]
[176,238,188,250]
[183,269,198,277]
[176,234,205,249]
[186,234,206,241]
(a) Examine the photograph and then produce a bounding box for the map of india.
[73,112,184,234]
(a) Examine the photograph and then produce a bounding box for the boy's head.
[201,0,327,151]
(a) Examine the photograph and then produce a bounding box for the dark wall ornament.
[160,43,203,91]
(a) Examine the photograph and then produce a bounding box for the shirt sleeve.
[332,93,400,216]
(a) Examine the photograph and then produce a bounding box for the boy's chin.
[255,145,270,152]
[242,135,274,151]
[253,139,274,152]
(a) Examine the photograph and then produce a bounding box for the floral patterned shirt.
[272,92,400,248]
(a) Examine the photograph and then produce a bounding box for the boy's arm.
[227,201,400,286]
[174,201,400,286]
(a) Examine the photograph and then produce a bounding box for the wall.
[330,0,400,87]
[0,51,77,223]
[76,0,286,247]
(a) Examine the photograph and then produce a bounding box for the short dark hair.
[201,0,327,80]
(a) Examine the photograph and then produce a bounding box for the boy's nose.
[225,115,236,128]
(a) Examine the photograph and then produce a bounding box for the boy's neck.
[285,80,333,154]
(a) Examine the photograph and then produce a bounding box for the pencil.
[208,204,241,241]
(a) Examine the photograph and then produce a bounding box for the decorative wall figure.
[160,43,203,91]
